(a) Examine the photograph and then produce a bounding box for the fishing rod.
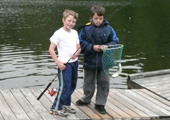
[106,0,133,20]
[37,47,81,100]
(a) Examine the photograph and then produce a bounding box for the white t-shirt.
[50,27,79,63]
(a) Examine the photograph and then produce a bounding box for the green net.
[101,44,124,74]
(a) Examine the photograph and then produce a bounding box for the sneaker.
[94,105,106,114]
[49,108,68,117]
[63,105,76,114]
[76,99,90,106]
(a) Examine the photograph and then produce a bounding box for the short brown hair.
[90,6,105,17]
[63,9,79,20]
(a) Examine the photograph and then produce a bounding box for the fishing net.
[101,44,124,74]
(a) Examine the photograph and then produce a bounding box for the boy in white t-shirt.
[48,9,81,117]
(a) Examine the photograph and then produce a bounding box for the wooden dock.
[1,88,170,120]
[127,69,170,101]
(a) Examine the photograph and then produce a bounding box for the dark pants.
[81,68,110,106]
[52,61,78,110]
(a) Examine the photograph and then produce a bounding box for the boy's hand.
[71,54,77,59]
[57,62,66,71]
[93,45,101,52]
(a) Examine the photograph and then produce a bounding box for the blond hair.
[63,9,79,20]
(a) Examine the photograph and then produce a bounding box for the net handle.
[101,44,124,51]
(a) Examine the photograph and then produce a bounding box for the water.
[0,0,170,89]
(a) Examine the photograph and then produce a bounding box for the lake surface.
[0,0,170,89]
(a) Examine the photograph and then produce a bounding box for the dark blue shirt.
[79,19,119,69]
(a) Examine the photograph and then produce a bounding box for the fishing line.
[106,0,133,20]
[104,1,132,77]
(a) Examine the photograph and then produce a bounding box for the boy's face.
[91,13,104,26]
[62,15,77,31]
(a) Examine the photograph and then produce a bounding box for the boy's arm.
[48,42,66,71]
[107,27,119,46]
[76,43,81,55]
[71,43,81,59]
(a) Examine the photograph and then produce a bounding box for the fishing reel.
[48,88,57,96]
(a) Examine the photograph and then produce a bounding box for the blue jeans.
[52,61,78,110]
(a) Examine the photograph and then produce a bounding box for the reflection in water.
[0,44,127,89]
[0,0,170,89]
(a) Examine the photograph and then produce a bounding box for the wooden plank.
[42,89,67,120]
[20,89,56,120]
[0,112,4,120]
[71,101,90,120]
[133,89,170,113]
[72,94,92,119]
[167,97,170,100]
[73,90,101,120]
[70,92,90,120]
[71,94,91,120]
[127,80,143,89]
[128,75,170,100]
[111,89,159,119]
[150,85,170,92]
[1,89,30,120]
[104,90,137,120]
[88,90,123,120]
[133,90,170,110]
[32,89,66,120]
[140,89,170,107]
[109,91,150,120]
[77,89,113,120]
[136,79,170,88]
[11,89,43,120]
[127,69,170,89]
[105,96,132,120]
[41,89,90,120]
[128,69,170,80]
[0,91,17,120]
[2,88,170,120]
[108,94,140,119]
[133,74,170,84]
[108,90,144,120]
[103,104,122,120]
[127,70,170,102]
[156,90,170,96]
[160,92,170,99]
[118,89,170,116]
[77,89,139,120]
